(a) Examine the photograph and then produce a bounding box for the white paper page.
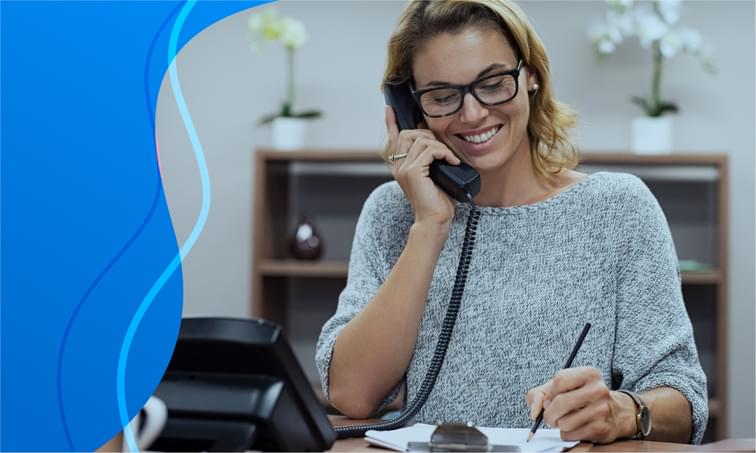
[365,424,436,451]
[479,426,578,452]
[365,423,579,452]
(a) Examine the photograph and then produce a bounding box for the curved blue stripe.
[55,2,183,450]
[116,1,213,451]
[145,3,185,132]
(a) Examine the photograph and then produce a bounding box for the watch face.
[640,406,652,437]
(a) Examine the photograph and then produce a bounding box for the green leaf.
[257,109,323,125]
[292,110,322,119]
[657,102,679,116]
[630,96,651,115]
[258,112,280,125]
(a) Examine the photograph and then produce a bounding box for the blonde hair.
[382,0,579,179]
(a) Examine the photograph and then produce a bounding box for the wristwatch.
[618,389,652,440]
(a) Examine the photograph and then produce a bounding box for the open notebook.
[365,424,579,452]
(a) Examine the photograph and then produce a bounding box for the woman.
[316,0,707,444]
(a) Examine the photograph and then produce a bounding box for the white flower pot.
[271,117,308,150]
[632,116,673,154]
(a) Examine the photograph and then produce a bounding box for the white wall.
[156,0,755,438]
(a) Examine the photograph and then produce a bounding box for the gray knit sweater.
[316,172,708,443]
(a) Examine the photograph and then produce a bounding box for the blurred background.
[155,0,754,441]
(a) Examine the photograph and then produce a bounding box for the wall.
[155,0,755,437]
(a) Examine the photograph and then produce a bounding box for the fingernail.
[544,399,551,409]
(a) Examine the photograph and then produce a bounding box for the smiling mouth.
[457,125,501,145]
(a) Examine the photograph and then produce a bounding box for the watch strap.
[617,389,650,440]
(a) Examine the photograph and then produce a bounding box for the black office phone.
[152,318,336,452]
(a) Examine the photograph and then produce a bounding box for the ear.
[525,65,540,93]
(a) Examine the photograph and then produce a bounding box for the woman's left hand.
[525,367,636,443]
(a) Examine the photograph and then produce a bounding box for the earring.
[530,83,540,93]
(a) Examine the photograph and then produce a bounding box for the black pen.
[527,322,592,443]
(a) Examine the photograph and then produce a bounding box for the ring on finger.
[389,153,408,162]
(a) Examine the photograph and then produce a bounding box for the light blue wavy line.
[116,1,209,451]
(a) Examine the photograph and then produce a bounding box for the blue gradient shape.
[1,1,267,450]
[55,3,184,450]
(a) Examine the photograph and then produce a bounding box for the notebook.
[365,423,579,452]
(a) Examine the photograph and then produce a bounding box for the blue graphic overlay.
[1,1,266,450]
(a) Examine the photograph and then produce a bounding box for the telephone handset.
[334,82,483,440]
[383,80,481,203]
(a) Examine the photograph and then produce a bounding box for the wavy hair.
[382,0,579,179]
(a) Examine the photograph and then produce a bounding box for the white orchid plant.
[590,0,715,117]
[248,8,322,124]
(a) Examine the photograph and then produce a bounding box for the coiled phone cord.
[335,202,481,439]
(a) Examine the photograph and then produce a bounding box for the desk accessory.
[406,422,521,452]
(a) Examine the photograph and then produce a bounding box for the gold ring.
[389,153,408,162]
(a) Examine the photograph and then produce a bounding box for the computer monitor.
[151,317,336,452]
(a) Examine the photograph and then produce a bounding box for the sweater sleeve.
[612,176,708,444]
[315,183,406,412]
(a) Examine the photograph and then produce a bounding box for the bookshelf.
[251,149,728,440]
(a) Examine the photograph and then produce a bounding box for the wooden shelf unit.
[251,150,728,440]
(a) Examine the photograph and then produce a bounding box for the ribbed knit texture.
[316,172,708,444]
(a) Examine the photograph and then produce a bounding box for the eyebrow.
[421,63,515,88]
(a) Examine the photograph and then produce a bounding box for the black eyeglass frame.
[410,59,524,118]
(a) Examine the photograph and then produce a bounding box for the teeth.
[462,127,499,144]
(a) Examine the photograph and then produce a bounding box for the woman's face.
[412,25,536,173]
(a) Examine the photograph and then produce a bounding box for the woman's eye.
[480,79,507,91]
[431,93,458,105]
[481,80,504,90]
[478,75,516,92]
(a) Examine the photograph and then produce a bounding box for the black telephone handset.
[383,80,481,203]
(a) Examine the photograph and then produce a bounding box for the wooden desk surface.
[329,418,755,452]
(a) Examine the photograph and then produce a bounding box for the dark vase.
[289,216,323,260]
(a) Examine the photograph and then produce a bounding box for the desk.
[96,418,754,451]
[329,418,755,452]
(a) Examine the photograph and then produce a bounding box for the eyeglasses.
[411,60,523,118]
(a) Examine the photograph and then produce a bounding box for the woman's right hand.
[385,106,460,228]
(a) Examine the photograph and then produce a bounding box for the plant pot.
[271,117,308,150]
[632,116,673,154]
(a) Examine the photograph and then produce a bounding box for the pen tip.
[527,432,534,442]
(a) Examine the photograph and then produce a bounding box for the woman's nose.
[458,92,489,124]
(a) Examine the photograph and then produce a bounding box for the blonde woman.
[316,0,707,444]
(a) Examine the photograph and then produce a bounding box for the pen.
[527,322,592,443]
